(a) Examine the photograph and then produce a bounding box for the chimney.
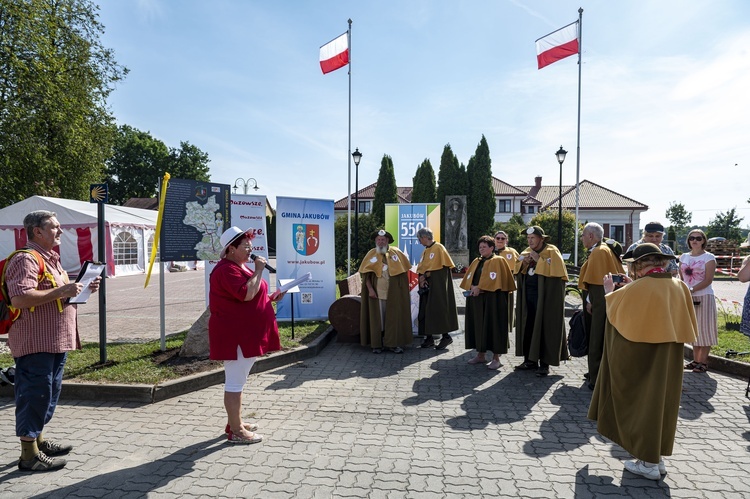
[534,176,542,188]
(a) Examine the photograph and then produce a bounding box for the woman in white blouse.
[679,229,717,373]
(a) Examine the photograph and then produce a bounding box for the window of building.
[114,232,138,265]
[610,225,625,244]
[358,200,371,213]
[496,199,512,213]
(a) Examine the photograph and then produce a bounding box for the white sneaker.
[623,459,660,480]
[658,458,667,475]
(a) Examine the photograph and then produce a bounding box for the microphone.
[250,254,276,273]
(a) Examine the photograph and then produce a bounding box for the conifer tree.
[466,135,496,259]
[411,159,437,203]
[371,154,398,226]
[436,144,468,239]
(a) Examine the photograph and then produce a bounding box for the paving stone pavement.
[1,315,749,498]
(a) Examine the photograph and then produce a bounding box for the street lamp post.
[556,146,567,249]
[233,177,259,194]
[351,148,362,262]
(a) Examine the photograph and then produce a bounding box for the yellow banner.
[144,173,170,288]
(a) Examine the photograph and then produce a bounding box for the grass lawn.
[0,321,329,385]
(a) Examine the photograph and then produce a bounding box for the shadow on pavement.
[264,338,448,391]
[575,465,672,497]
[10,437,227,498]
[522,382,599,457]
[678,373,718,420]
[444,370,563,431]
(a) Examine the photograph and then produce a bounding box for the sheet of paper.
[68,261,105,304]
[277,272,312,294]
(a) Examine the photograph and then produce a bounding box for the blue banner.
[275,197,336,321]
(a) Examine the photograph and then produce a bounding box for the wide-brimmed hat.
[622,242,676,263]
[371,229,394,244]
[220,226,247,258]
[605,238,623,260]
[525,226,550,241]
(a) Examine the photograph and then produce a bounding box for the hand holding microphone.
[250,254,276,273]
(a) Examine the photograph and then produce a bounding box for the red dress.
[208,258,281,360]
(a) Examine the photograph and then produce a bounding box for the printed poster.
[275,196,335,321]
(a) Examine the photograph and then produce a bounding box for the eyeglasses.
[688,236,703,241]
[495,237,506,240]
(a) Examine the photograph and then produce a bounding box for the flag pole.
[346,18,353,275]
[573,7,583,265]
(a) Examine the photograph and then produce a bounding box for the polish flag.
[319,32,349,74]
[535,21,579,69]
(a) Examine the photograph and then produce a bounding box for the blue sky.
[98,0,750,229]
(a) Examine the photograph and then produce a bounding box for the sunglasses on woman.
[688,236,703,241]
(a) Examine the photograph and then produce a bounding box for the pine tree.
[466,135,496,259]
[411,159,437,203]
[371,154,398,226]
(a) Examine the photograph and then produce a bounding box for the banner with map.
[160,178,231,261]
[275,196,335,321]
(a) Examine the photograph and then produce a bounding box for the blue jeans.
[14,352,67,439]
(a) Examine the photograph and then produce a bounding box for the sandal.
[684,360,699,370]
[692,363,708,373]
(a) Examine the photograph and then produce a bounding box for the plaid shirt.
[6,241,79,357]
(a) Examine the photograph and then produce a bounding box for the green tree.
[371,154,397,226]
[0,0,128,206]
[104,126,211,205]
[465,136,496,259]
[411,159,436,203]
[334,212,378,271]
[104,125,169,205]
[665,202,692,230]
[436,144,468,237]
[529,209,584,264]
[707,208,744,242]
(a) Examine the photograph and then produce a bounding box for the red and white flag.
[319,32,349,74]
[535,21,579,69]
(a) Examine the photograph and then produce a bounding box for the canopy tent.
[0,196,158,277]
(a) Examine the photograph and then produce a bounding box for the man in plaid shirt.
[5,210,101,472]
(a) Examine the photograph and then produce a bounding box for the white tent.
[0,196,158,277]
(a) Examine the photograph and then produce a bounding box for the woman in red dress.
[209,226,283,444]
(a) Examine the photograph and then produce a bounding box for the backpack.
[567,310,588,357]
[0,249,59,335]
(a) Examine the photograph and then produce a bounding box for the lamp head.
[556,146,567,165]
[352,148,362,166]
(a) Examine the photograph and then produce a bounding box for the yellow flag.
[144,173,170,288]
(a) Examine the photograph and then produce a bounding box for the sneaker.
[227,432,263,445]
[389,347,404,354]
[658,458,667,475]
[419,338,435,349]
[18,451,66,471]
[38,439,73,457]
[435,336,453,350]
[623,459,660,480]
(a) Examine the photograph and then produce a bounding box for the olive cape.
[417,266,459,336]
[515,272,568,366]
[359,271,412,349]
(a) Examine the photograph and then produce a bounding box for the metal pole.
[558,160,563,249]
[97,202,107,363]
[574,7,584,264]
[346,19,353,275]
[354,159,359,263]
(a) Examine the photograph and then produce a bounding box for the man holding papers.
[5,210,101,471]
